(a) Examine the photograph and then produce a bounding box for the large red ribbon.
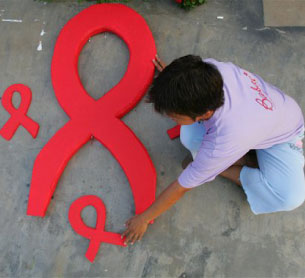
[68,195,126,263]
[27,4,156,217]
[0,84,39,140]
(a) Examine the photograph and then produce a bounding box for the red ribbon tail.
[27,120,91,217]
[22,115,40,138]
[101,232,126,246]
[86,239,101,263]
[93,119,156,215]
[0,117,19,140]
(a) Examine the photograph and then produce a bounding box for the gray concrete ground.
[0,0,305,277]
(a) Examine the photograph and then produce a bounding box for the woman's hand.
[121,180,191,246]
[121,214,149,245]
[153,54,166,72]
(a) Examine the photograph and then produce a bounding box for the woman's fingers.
[125,231,138,245]
[138,233,144,242]
[121,229,128,239]
[153,58,164,72]
[125,219,131,226]
[130,233,139,245]
[156,54,166,69]
[121,215,148,245]
[121,227,143,245]
[153,54,166,72]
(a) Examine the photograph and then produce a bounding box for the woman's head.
[147,55,224,125]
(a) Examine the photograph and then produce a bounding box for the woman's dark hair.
[147,55,224,120]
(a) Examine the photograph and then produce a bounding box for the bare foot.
[234,151,258,168]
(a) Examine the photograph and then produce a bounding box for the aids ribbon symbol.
[27,4,156,217]
[68,195,125,263]
[0,84,39,140]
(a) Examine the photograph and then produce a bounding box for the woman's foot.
[235,150,259,168]
[219,150,259,186]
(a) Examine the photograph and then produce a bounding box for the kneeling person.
[121,55,305,245]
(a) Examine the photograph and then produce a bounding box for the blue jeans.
[180,122,305,214]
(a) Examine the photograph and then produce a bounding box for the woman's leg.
[240,136,305,214]
[219,150,259,185]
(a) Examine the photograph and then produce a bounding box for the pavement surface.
[263,0,305,27]
[0,0,305,277]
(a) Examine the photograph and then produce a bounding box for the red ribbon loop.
[69,195,125,263]
[0,84,39,140]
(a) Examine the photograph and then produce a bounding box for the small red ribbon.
[69,195,126,263]
[0,84,39,140]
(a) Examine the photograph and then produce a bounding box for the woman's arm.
[121,180,192,245]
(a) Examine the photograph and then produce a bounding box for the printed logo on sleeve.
[243,71,274,111]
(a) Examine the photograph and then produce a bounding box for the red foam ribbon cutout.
[27,4,156,217]
[167,125,181,140]
[0,84,39,140]
[69,195,125,263]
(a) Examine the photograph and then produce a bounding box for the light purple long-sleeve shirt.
[178,58,304,188]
